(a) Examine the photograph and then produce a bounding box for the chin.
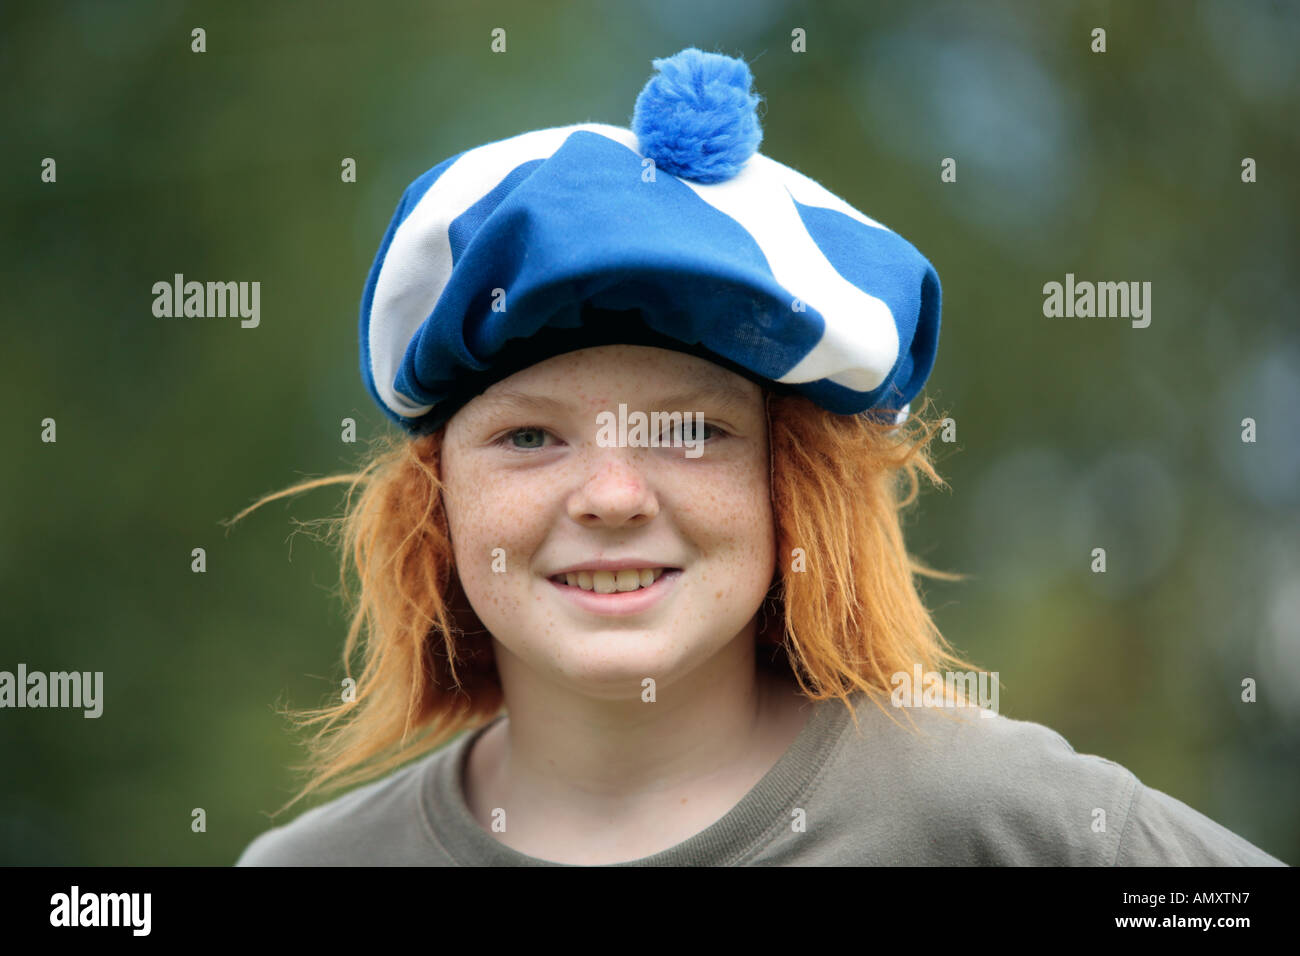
[547,636,725,694]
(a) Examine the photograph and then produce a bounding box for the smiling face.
[439,345,777,701]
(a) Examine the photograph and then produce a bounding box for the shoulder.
[818,701,1120,864]
[1116,779,1286,866]
[234,748,446,866]
[837,697,1132,800]
[825,700,1283,865]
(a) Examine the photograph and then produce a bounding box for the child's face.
[440,345,776,700]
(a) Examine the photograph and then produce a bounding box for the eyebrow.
[477,381,758,416]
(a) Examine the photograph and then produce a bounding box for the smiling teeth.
[561,568,666,592]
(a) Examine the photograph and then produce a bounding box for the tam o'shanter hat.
[360,47,942,437]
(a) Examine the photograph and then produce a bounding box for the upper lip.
[549,559,680,576]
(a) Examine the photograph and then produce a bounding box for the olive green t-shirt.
[235,692,1286,866]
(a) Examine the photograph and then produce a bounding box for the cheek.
[442,458,548,597]
[671,457,776,577]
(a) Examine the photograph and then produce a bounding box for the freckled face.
[439,345,776,699]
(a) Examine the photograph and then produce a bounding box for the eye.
[493,426,554,451]
[663,419,725,443]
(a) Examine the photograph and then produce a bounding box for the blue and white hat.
[360,47,941,436]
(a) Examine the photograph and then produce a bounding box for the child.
[234,48,1283,866]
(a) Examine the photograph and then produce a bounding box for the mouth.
[548,567,680,594]
[546,567,683,617]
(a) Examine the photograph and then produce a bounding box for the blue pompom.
[631,48,763,184]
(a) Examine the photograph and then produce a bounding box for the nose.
[568,453,659,528]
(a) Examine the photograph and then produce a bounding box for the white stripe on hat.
[674,153,900,393]
[368,123,642,418]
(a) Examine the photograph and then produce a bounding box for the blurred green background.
[2,0,1296,865]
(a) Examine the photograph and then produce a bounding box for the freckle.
[716,590,723,599]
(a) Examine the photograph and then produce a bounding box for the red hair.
[226,392,981,817]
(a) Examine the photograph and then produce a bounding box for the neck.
[464,623,804,848]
